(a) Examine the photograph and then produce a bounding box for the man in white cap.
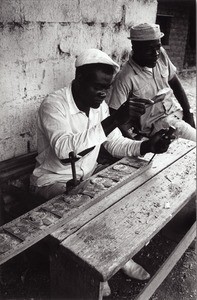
[109,23,196,141]
[30,48,175,296]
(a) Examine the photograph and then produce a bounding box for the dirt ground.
[0,73,196,300]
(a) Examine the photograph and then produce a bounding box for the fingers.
[155,140,170,153]
[162,134,175,143]
[128,98,154,105]
[128,101,146,115]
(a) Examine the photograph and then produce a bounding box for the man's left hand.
[183,111,195,128]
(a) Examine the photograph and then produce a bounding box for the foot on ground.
[101,281,111,297]
[121,259,150,280]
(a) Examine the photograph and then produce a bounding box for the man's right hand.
[140,128,176,155]
[102,97,153,137]
[114,97,154,126]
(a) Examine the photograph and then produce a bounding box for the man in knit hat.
[109,23,196,141]
[31,48,173,199]
[30,48,175,296]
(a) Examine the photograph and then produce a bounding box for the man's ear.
[75,73,83,87]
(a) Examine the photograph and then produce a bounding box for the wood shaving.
[164,202,170,209]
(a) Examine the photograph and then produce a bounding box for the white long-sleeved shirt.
[31,83,142,187]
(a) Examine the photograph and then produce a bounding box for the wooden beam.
[59,148,196,281]
[0,152,37,184]
[0,155,151,265]
[135,222,196,300]
[51,139,196,243]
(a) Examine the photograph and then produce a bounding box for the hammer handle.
[69,151,77,186]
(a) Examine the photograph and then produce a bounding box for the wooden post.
[50,245,103,300]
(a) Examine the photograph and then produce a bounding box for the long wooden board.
[51,139,196,242]
[60,148,196,282]
[0,152,37,183]
[0,155,151,265]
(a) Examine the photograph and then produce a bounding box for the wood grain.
[60,148,196,281]
[0,155,151,265]
[51,139,196,242]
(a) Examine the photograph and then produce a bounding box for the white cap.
[75,48,120,73]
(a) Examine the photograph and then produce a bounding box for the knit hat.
[128,23,164,41]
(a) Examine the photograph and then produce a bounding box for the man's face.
[81,69,114,109]
[132,39,162,68]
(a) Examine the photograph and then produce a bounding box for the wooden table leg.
[50,246,103,300]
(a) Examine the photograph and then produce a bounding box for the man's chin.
[146,60,157,68]
[92,100,104,109]
[91,103,101,109]
[145,63,156,68]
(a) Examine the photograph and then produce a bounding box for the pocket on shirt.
[161,89,175,113]
[160,65,169,78]
[132,83,149,98]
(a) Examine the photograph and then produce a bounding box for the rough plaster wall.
[0,0,157,161]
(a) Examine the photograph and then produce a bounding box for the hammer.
[60,151,80,191]
[68,151,78,187]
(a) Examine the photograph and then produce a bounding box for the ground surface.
[0,73,196,300]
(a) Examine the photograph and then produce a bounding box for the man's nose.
[153,49,160,57]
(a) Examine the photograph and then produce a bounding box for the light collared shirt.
[31,83,142,187]
[109,47,181,135]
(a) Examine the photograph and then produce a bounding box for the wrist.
[140,140,152,155]
[101,115,119,136]
[110,113,119,126]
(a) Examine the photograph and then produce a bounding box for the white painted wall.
[0,0,157,161]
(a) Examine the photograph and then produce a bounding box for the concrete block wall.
[0,0,157,161]
[157,1,190,71]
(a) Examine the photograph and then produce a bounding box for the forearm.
[169,74,191,111]
[101,114,119,136]
[104,128,142,157]
[109,107,132,137]
[53,125,107,159]
[140,140,152,155]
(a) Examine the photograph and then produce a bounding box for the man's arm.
[104,125,174,158]
[102,98,153,136]
[69,101,174,159]
[168,74,195,128]
[109,107,140,138]
[39,101,107,160]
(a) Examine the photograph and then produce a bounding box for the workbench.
[49,138,196,300]
[0,138,196,300]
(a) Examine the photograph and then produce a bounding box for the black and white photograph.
[0,0,196,299]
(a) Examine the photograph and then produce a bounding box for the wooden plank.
[135,222,196,300]
[51,139,196,242]
[0,152,37,183]
[60,148,196,281]
[0,155,151,265]
[0,151,37,172]
[50,246,102,300]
